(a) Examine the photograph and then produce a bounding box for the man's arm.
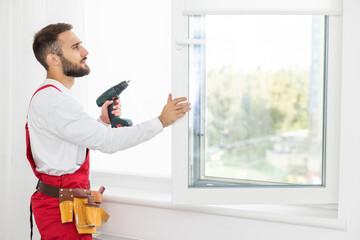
[32,90,190,154]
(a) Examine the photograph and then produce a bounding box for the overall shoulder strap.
[31,84,62,99]
[26,84,62,122]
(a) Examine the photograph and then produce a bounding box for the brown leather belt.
[36,180,60,198]
[36,180,91,199]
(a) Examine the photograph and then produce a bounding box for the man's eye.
[73,45,79,49]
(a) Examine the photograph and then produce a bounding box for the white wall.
[1,0,360,239]
[337,0,360,238]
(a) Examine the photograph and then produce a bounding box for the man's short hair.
[33,23,73,70]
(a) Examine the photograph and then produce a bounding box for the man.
[26,23,190,239]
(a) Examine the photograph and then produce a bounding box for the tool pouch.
[73,197,97,234]
[59,188,109,234]
[85,203,101,227]
[59,200,74,223]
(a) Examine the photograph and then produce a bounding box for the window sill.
[91,170,346,231]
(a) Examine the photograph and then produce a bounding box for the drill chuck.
[113,80,130,95]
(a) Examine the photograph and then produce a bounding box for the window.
[83,0,172,176]
[172,0,342,204]
[189,15,326,187]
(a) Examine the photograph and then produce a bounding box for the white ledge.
[97,185,346,231]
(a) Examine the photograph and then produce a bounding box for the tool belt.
[37,180,110,234]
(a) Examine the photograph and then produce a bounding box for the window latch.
[175,38,205,50]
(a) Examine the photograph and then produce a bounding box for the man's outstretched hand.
[158,94,191,128]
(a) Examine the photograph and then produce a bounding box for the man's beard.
[59,55,90,77]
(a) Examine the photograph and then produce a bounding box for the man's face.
[57,30,90,77]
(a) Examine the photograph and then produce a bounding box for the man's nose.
[80,46,89,57]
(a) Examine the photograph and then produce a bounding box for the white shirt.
[28,79,163,176]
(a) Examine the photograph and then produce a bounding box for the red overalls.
[26,85,92,240]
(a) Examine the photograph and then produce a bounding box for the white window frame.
[171,0,343,204]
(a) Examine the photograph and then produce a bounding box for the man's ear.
[46,53,60,67]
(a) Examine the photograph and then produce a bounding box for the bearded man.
[26,23,190,239]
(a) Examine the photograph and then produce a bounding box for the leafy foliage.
[206,66,309,147]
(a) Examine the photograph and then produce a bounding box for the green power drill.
[96,80,133,128]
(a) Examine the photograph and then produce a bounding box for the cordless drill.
[96,80,133,128]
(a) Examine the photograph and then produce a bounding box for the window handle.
[175,38,205,50]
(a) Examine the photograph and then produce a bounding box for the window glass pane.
[84,0,171,176]
[189,15,326,186]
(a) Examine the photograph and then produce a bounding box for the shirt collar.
[42,79,72,95]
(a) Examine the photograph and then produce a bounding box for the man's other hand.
[100,99,122,124]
